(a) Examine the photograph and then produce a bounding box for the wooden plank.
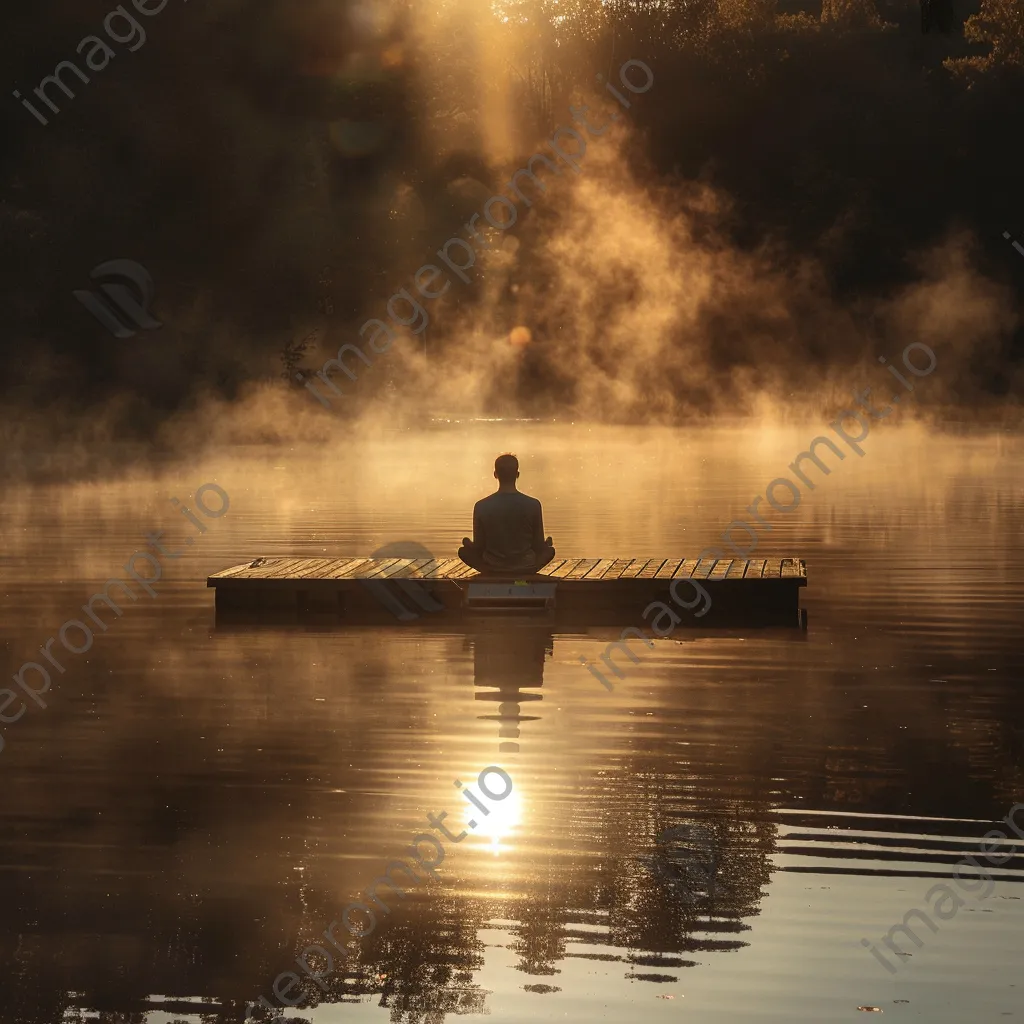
[330,558,374,579]
[276,558,335,578]
[246,558,298,579]
[422,558,463,579]
[244,558,291,576]
[566,558,601,580]
[603,558,634,581]
[357,558,401,579]
[692,558,718,579]
[394,558,435,578]
[725,559,748,579]
[373,558,419,580]
[655,558,684,579]
[379,558,422,578]
[211,555,808,587]
[637,558,667,579]
[278,557,334,579]
[221,557,291,579]
[569,557,598,581]
[209,560,272,580]
[315,558,358,579]
[583,558,617,580]
[549,558,582,579]
[399,558,445,580]
[287,557,354,580]
[264,558,320,579]
[384,558,423,579]
[536,559,567,577]
[618,559,646,579]
[708,559,733,580]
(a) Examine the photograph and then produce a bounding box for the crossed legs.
[458,538,556,574]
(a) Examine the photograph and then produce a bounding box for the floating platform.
[208,556,807,627]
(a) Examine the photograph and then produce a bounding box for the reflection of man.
[459,453,556,574]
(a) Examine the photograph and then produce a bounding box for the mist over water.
[2,0,1023,469]
[2,423,1023,1021]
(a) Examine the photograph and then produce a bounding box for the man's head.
[494,453,519,486]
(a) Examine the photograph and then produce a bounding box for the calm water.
[2,422,1023,1023]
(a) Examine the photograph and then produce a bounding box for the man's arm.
[533,499,546,551]
[473,501,485,550]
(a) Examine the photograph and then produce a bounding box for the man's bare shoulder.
[476,490,541,509]
[514,492,543,516]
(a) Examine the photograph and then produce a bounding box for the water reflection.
[468,622,551,755]
[2,426,1023,1023]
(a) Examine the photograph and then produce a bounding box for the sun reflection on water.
[472,784,523,857]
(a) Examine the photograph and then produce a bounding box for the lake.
[2,421,1022,1023]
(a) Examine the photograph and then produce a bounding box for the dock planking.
[709,559,733,580]
[744,559,766,579]
[208,556,808,584]
[208,556,807,626]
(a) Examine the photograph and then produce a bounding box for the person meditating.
[458,453,556,574]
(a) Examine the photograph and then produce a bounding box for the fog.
[2,0,1022,481]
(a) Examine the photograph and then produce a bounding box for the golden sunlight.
[473,784,524,856]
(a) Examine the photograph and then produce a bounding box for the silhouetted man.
[458,453,556,574]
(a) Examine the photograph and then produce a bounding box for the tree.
[946,0,1024,75]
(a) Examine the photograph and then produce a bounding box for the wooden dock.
[208,556,807,627]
